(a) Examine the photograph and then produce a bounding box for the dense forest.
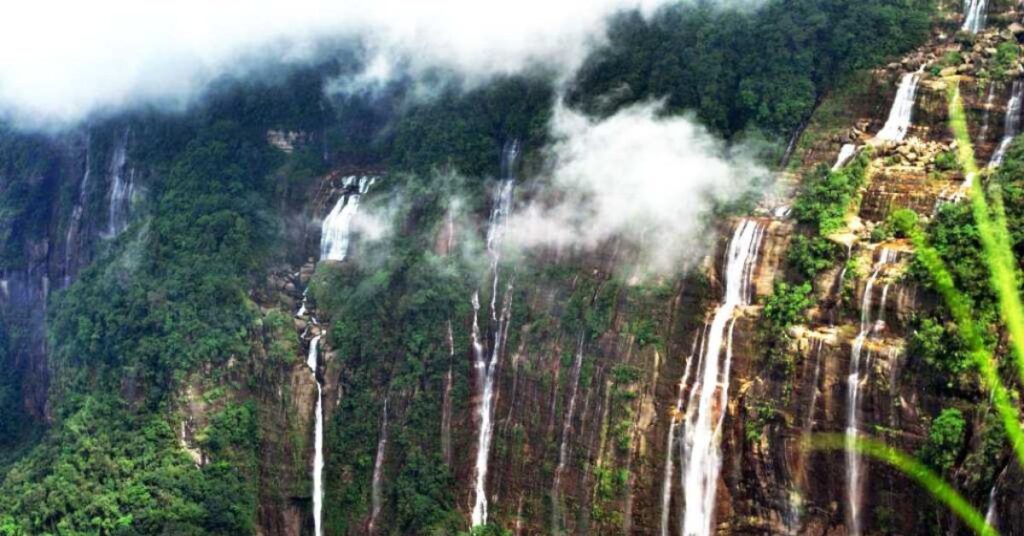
[5,0,1022,535]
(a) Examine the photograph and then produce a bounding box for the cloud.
[505,101,767,273]
[0,0,682,128]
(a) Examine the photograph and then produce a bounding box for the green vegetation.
[920,408,967,473]
[816,82,1024,536]
[871,208,919,242]
[0,75,308,533]
[793,151,870,236]
[784,151,871,282]
[908,315,973,387]
[573,0,931,139]
[759,281,813,375]
[935,150,959,171]
[0,1,954,533]
[991,42,1021,80]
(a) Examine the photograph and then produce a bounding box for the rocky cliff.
[1,2,1019,536]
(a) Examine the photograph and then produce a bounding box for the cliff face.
[0,126,138,423]
[274,14,1022,536]
[3,5,1020,536]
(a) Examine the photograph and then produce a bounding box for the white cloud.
[0,0,676,127]
[506,101,767,273]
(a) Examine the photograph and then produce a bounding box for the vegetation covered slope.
[0,0,940,534]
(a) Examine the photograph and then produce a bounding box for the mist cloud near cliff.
[506,102,767,273]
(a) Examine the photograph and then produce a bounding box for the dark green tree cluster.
[571,0,932,138]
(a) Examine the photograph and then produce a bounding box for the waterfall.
[962,0,989,34]
[320,176,376,261]
[442,320,455,466]
[470,140,519,527]
[660,332,703,536]
[984,483,998,529]
[876,70,923,142]
[804,339,825,435]
[306,335,325,536]
[846,248,898,536]
[678,219,766,536]
[106,131,132,237]
[551,336,586,533]
[832,144,858,171]
[64,142,92,288]
[788,338,827,534]
[369,398,389,533]
[989,80,1024,168]
[979,84,998,145]
[771,205,792,219]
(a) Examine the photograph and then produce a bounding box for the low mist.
[506,101,768,274]
[0,0,676,127]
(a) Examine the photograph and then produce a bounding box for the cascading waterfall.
[846,248,898,536]
[442,321,455,465]
[962,0,989,34]
[106,131,132,237]
[660,332,703,536]
[551,336,586,533]
[470,140,519,527]
[876,70,924,142]
[989,80,1024,168]
[678,219,766,536]
[832,144,858,171]
[320,175,376,261]
[306,335,325,536]
[64,143,92,288]
[369,398,389,533]
[984,465,1006,530]
[943,81,1024,205]
[787,338,827,534]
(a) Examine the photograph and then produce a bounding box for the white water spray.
[876,70,923,142]
[678,219,766,536]
[846,248,898,536]
[320,176,376,261]
[471,140,519,527]
[306,335,325,536]
[989,80,1024,168]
